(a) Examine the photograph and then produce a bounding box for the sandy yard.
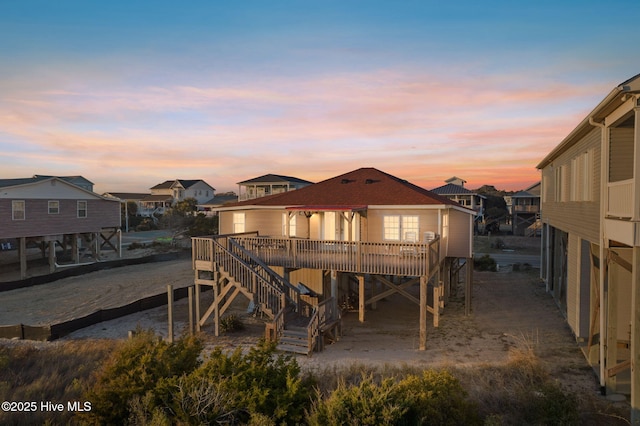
[0,249,628,415]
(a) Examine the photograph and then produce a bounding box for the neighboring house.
[192,168,476,354]
[141,179,215,216]
[102,192,150,214]
[34,175,95,192]
[0,176,121,279]
[197,192,239,216]
[431,177,485,222]
[102,192,152,232]
[510,182,541,236]
[537,73,640,421]
[237,174,313,201]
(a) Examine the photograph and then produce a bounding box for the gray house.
[0,176,121,279]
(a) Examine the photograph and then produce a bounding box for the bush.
[84,330,203,424]
[394,370,481,425]
[474,254,497,271]
[187,340,315,424]
[220,314,245,333]
[307,374,406,426]
[308,371,482,426]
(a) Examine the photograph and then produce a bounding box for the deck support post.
[188,286,194,335]
[194,274,201,332]
[606,253,618,394]
[465,257,473,316]
[167,284,174,343]
[358,275,365,323]
[631,246,640,424]
[18,237,27,279]
[420,275,427,350]
[213,271,220,336]
[330,270,338,299]
[48,240,56,273]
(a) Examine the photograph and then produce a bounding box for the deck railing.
[607,179,634,218]
[193,234,440,277]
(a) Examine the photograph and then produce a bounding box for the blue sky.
[1,1,639,193]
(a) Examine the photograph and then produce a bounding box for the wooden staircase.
[278,326,312,355]
[210,235,341,356]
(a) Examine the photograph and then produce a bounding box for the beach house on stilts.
[191,168,475,355]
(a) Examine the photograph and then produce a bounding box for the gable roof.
[151,179,212,190]
[0,177,49,188]
[238,174,313,185]
[537,73,640,169]
[103,192,150,200]
[512,182,541,198]
[221,168,473,213]
[431,183,476,196]
[0,176,113,200]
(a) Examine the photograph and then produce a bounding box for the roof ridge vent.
[341,179,352,184]
[365,179,374,184]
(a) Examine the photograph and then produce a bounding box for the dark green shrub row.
[474,254,498,271]
[308,371,481,426]
[84,333,312,425]
[82,331,580,425]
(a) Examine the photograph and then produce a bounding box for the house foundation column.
[19,237,27,280]
[48,240,56,273]
[465,257,473,316]
[330,270,338,299]
[606,256,619,394]
[420,275,427,350]
[194,270,201,332]
[358,275,365,323]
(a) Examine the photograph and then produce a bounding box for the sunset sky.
[2,1,639,194]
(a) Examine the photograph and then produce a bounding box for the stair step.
[280,335,307,345]
[282,329,307,338]
[277,343,310,355]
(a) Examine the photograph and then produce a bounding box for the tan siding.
[609,127,634,182]
[567,234,579,334]
[541,127,601,242]
[271,267,325,295]
[366,209,439,243]
[219,212,232,234]
[448,209,472,258]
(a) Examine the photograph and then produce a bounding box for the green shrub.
[84,330,202,424]
[307,374,406,426]
[394,370,481,425]
[127,241,145,250]
[220,314,245,333]
[474,254,497,272]
[186,339,314,424]
[519,382,579,425]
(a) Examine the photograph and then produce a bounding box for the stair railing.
[210,237,287,318]
[227,237,301,309]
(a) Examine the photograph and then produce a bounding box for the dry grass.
[0,335,631,425]
[0,339,119,425]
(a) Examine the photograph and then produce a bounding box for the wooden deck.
[193,234,441,278]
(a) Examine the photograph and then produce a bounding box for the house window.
[12,200,25,220]
[555,164,569,202]
[77,201,87,218]
[48,200,60,214]
[570,150,593,202]
[383,215,419,241]
[282,213,297,237]
[383,215,400,240]
[233,213,245,233]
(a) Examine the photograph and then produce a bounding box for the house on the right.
[537,73,640,419]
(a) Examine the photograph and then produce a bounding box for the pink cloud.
[0,67,600,193]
